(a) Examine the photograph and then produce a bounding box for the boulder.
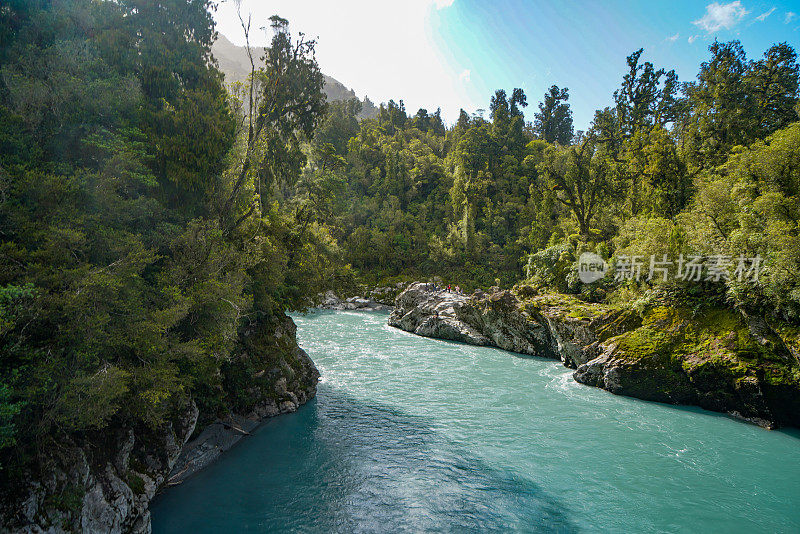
[389,282,555,357]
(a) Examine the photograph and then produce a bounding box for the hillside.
[212,34,378,119]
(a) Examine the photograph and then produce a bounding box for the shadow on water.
[151,384,577,534]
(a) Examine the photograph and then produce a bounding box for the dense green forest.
[309,40,800,323]
[1,0,799,501]
[0,0,343,483]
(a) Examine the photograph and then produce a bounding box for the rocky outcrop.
[388,283,635,366]
[573,305,800,429]
[168,313,319,486]
[364,283,408,306]
[526,293,641,368]
[389,282,555,357]
[316,283,408,311]
[1,313,318,533]
[1,402,198,534]
[390,282,800,429]
[317,291,391,311]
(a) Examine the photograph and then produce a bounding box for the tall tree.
[131,0,236,205]
[681,40,798,168]
[746,42,799,139]
[222,14,326,227]
[537,136,617,238]
[533,85,573,145]
[613,48,680,138]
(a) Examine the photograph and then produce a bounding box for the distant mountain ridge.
[212,34,377,119]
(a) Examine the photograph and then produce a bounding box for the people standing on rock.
[447,284,451,292]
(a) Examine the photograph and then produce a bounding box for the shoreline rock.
[316,282,409,312]
[1,402,199,533]
[317,290,392,311]
[388,282,555,357]
[1,313,318,533]
[572,304,800,429]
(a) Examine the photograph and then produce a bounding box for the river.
[151,310,800,533]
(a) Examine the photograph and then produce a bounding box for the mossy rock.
[593,308,642,342]
[597,305,800,425]
[127,472,145,495]
[526,292,614,322]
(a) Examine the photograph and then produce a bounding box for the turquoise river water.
[151,310,800,533]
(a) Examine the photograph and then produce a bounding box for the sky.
[213,0,800,129]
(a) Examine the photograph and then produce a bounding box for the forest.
[0,0,341,485]
[314,41,800,315]
[1,0,799,506]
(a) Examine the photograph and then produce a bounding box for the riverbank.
[315,283,408,312]
[390,282,800,429]
[0,313,318,533]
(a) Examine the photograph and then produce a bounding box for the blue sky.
[215,0,800,129]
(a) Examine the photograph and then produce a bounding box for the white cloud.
[459,69,471,82]
[693,1,748,32]
[213,0,475,123]
[786,11,798,23]
[756,7,776,21]
[688,34,700,43]
[666,32,680,42]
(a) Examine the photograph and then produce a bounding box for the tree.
[538,137,618,238]
[681,40,798,168]
[623,127,691,217]
[411,108,430,132]
[430,108,446,136]
[533,85,573,145]
[747,43,799,139]
[0,0,246,470]
[314,98,362,155]
[131,0,236,205]
[613,48,681,138]
[682,123,800,319]
[221,14,326,228]
[490,88,528,154]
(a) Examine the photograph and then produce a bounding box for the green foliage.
[524,243,578,294]
[682,123,800,319]
[316,39,798,301]
[613,48,681,136]
[538,137,619,238]
[328,90,544,287]
[0,0,334,486]
[533,85,573,145]
[613,217,688,265]
[622,127,691,217]
[0,0,798,497]
[681,41,799,169]
[55,366,131,431]
[0,382,21,454]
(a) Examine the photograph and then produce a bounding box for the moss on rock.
[576,302,800,428]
